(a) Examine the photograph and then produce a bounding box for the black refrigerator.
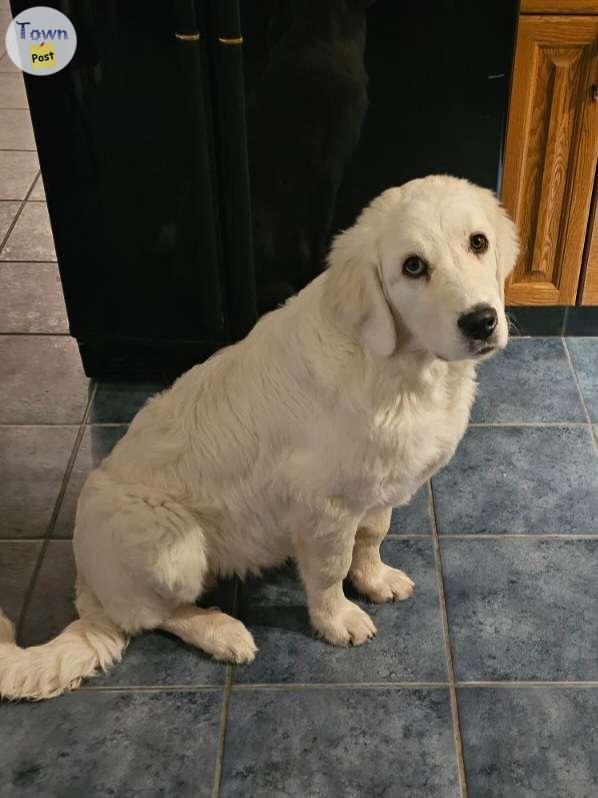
[14,0,518,379]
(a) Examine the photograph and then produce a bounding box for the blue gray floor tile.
[566,337,598,422]
[433,425,598,534]
[389,484,432,534]
[93,629,230,689]
[92,576,234,688]
[89,381,169,423]
[459,688,598,797]
[442,539,598,681]
[221,688,460,797]
[0,690,222,797]
[472,337,584,423]
[19,539,233,687]
[235,539,446,684]
[0,425,77,539]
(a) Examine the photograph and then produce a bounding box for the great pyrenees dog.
[0,175,518,700]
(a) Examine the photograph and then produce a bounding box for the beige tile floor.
[0,11,65,333]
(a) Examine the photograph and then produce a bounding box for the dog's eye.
[402,256,428,278]
[470,233,489,254]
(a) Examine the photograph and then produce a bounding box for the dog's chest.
[340,364,476,509]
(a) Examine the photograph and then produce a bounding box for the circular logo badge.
[5,6,77,76]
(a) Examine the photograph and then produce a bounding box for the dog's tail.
[0,605,127,701]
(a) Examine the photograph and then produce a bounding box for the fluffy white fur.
[0,175,518,700]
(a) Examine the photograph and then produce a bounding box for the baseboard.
[507,306,598,337]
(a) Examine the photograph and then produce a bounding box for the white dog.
[0,175,518,700]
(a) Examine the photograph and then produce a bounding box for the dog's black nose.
[458,304,498,341]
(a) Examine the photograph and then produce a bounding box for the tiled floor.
[2,27,598,798]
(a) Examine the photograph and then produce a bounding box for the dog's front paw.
[351,564,415,604]
[311,599,377,647]
[206,615,258,664]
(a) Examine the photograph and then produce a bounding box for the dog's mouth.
[435,343,497,362]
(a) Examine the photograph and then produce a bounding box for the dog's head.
[325,175,519,362]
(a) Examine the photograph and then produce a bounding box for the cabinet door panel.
[15,1,226,344]
[503,15,598,305]
[580,174,598,304]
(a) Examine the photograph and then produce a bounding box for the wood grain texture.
[503,15,598,305]
[580,174,598,304]
[521,0,598,14]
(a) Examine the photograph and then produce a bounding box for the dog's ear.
[324,232,396,357]
[495,204,519,304]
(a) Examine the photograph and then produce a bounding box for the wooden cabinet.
[503,13,598,305]
[580,181,598,302]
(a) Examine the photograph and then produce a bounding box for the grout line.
[15,382,98,637]
[211,579,240,798]
[78,684,224,694]
[0,331,70,337]
[5,533,598,544]
[211,667,232,798]
[230,681,450,691]
[468,421,587,428]
[434,534,598,540]
[0,260,58,266]
[0,419,592,429]
[84,422,131,427]
[457,681,598,689]
[69,680,598,693]
[0,170,39,256]
[562,338,597,455]
[560,307,570,337]
[0,421,590,430]
[509,334,566,339]
[8,533,598,545]
[5,534,598,545]
[0,538,70,544]
[7,536,598,545]
[429,481,468,798]
[0,423,87,428]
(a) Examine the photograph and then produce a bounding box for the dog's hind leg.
[159,605,257,664]
[349,507,415,603]
[76,476,257,664]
